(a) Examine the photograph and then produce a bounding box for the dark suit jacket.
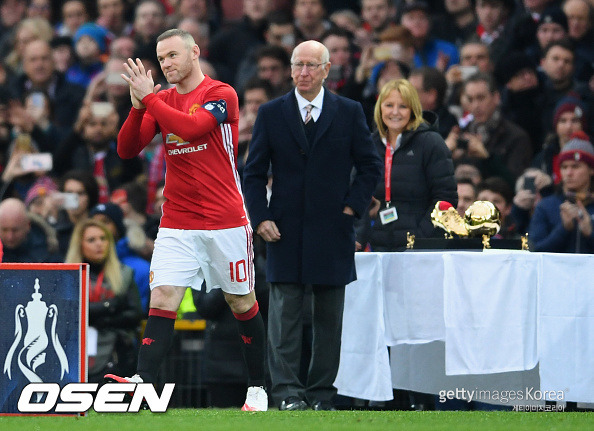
[243,89,381,286]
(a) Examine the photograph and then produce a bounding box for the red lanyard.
[90,271,104,303]
[385,144,393,207]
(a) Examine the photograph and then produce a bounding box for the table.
[334,251,594,404]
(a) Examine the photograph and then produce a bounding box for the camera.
[91,102,115,118]
[523,176,536,193]
[456,138,469,151]
[54,192,80,209]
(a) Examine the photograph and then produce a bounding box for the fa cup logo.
[3,278,69,399]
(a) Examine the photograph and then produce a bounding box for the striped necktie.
[304,104,314,124]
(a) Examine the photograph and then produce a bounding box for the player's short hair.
[157,28,195,50]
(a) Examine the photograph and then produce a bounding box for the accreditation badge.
[379,206,398,225]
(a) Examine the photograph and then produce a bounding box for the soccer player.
[104,28,268,412]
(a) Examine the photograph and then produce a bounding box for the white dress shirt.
[295,87,324,123]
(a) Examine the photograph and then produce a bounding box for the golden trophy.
[464,201,501,237]
[421,201,503,250]
[430,201,469,237]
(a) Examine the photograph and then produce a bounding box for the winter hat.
[89,202,126,239]
[558,131,594,168]
[538,7,568,32]
[25,176,57,207]
[73,23,108,54]
[494,51,536,86]
[401,1,430,15]
[553,96,587,131]
[50,35,73,49]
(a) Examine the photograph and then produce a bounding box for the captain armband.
[202,99,228,124]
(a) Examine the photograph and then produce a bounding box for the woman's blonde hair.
[65,218,123,295]
[5,18,54,70]
[373,78,425,140]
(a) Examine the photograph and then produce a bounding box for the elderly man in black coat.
[243,40,381,411]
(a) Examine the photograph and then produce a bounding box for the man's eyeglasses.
[291,62,327,72]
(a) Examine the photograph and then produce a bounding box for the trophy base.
[405,237,523,251]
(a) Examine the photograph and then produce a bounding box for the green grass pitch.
[1,409,593,431]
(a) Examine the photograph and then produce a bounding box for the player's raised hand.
[122,58,161,107]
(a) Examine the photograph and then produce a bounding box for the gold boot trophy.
[429,201,501,249]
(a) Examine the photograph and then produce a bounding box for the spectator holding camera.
[53,169,99,257]
[9,91,61,155]
[444,39,494,111]
[511,167,554,234]
[0,132,52,202]
[529,133,594,253]
[84,57,134,128]
[14,39,86,138]
[447,72,531,184]
[354,25,415,90]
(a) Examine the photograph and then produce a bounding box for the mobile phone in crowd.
[29,92,46,109]
[523,177,536,193]
[459,65,479,80]
[91,101,114,118]
[53,192,80,209]
[456,138,469,151]
[105,73,126,86]
[20,153,53,171]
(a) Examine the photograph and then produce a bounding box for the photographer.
[446,72,531,186]
[510,168,553,235]
[529,134,594,253]
[9,91,61,156]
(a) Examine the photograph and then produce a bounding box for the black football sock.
[136,309,177,383]
[233,301,266,388]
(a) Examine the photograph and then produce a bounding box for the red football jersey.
[118,76,247,230]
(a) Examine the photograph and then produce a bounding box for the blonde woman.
[360,78,457,251]
[66,218,142,382]
[5,17,54,74]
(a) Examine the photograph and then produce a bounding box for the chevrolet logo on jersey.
[166,133,190,146]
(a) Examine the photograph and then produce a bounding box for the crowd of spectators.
[0,0,593,409]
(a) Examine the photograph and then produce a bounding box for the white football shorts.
[149,225,255,295]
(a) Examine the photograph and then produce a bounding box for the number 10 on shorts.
[229,260,247,282]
